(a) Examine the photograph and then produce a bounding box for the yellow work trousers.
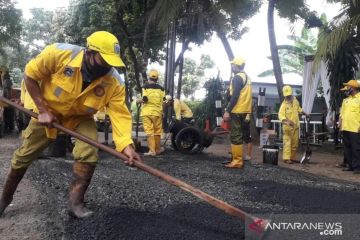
[142,115,162,154]
[142,115,162,136]
[282,126,299,161]
[11,118,98,169]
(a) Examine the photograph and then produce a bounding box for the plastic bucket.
[262,145,279,165]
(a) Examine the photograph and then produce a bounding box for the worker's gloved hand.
[122,145,143,166]
[38,110,58,128]
[223,111,230,122]
[245,113,251,122]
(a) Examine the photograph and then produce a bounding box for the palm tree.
[259,25,318,77]
[267,0,284,100]
[315,0,360,110]
[266,0,322,100]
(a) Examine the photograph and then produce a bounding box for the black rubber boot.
[69,162,96,219]
[0,168,27,217]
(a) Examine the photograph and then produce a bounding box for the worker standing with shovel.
[136,69,165,157]
[278,85,309,164]
[0,31,142,219]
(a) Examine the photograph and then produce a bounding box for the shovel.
[133,102,142,151]
[300,116,312,164]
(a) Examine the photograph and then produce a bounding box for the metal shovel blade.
[300,149,312,164]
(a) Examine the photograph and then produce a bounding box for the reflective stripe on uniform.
[110,68,124,85]
[54,43,83,60]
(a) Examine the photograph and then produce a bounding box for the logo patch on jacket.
[94,86,105,97]
[63,67,74,77]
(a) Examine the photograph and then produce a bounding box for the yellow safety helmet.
[343,79,360,88]
[86,31,125,67]
[149,69,159,79]
[230,56,245,66]
[283,85,293,97]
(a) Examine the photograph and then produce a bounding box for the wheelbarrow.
[168,119,214,154]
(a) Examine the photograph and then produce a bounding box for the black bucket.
[262,145,279,165]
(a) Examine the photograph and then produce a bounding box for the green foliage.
[148,0,261,46]
[0,0,22,72]
[65,0,167,97]
[0,0,22,47]
[315,0,360,110]
[326,36,360,111]
[22,8,54,57]
[190,76,224,129]
[9,67,22,87]
[316,0,360,60]
[275,0,322,27]
[181,54,214,99]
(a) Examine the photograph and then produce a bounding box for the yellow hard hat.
[230,56,245,66]
[149,69,159,79]
[86,31,125,67]
[283,85,293,97]
[343,79,360,88]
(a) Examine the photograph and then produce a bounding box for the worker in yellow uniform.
[164,95,193,124]
[19,79,36,129]
[137,69,165,156]
[338,80,360,173]
[0,31,142,219]
[222,56,252,169]
[336,85,350,168]
[278,85,308,164]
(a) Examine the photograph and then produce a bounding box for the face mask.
[344,87,353,96]
[285,96,293,101]
[82,51,111,82]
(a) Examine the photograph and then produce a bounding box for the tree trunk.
[216,27,234,61]
[267,0,284,101]
[117,7,142,92]
[176,38,186,99]
[173,39,190,72]
[215,23,234,81]
[142,0,150,83]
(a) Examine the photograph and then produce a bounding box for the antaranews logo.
[266,221,343,236]
[248,219,266,235]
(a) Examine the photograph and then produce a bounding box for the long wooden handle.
[0,96,258,222]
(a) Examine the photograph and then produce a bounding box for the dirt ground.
[0,132,360,240]
[208,135,360,184]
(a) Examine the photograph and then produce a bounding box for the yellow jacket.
[229,72,252,113]
[24,43,133,152]
[174,98,193,120]
[140,83,165,117]
[340,93,360,133]
[278,97,303,129]
[20,79,36,110]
